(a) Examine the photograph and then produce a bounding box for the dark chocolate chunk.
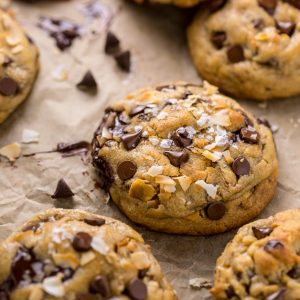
[210,0,228,12]
[92,155,114,191]
[90,275,111,297]
[258,0,278,14]
[276,21,296,36]
[288,266,300,279]
[84,217,105,227]
[115,50,131,72]
[0,291,9,300]
[227,45,245,63]
[51,178,74,199]
[129,105,147,117]
[206,202,226,220]
[252,226,273,239]
[211,31,227,49]
[232,157,250,177]
[105,31,120,54]
[0,76,19,96]
[138,269,148,279]
[266,288,286,300]
[117,160,137,180]
[72,232,92,252]
[56,141,91,154]
[76,71,98,92]
[264,240,284,252]
[121,130,142,150]
[127,278,147,300]
[282,0,300,9]
[163,150,189,167]
[172,128,193,147]
[240,127,259,144]
[22,222,41,233]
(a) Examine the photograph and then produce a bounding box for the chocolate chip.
[211,31,227,49]
[129,105,147,117]
[121,130,142,150]
[84,217,105,227]
[206,202,226,220]
[163,150,189,167]
[72,232,92,252]
[76,293,97,300]
[232,157,250,177]
[115,50,131,72]
[240,127,259,144]
[92,155,114,191]
[210,0,227,12]
[138,269,148,279]
[258,0,277,14]
[266,288,286,300]
[76,71,98,92]
[227,45,245,63]
[0,76,19,96]
[127,278,147,300]
[283,0,300,9]
[276,21,296,36]
[22,222,41,232]
[90,275,111,297]
[117,160,137,180]
[172,128,192,147]
[104,31,120,54]
[252,226,273,239]
[264,240,284,252]
[288,266,300,279]
[51,178,74,199]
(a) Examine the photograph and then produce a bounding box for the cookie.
[211,209,300,300]
[0,208,176,300]
[132,0,201,8]
[0,9,39,124]
[92,81,278,235]
[188,0,300,101]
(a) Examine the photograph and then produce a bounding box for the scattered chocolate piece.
[115,50,131,72]
[240,127,259,144]
[264,239,284,252]
[84,217,105,227]
[127,278,147,300]
[172,128,193,147]
[232,157,250,177]
[227,45,245,63]
[288,266,300,279]
[51,178,74,199]
[130,105,147,117]
[211,31,227,49]
[117,160,137,180]
[121,130,142,150]
[283,0,300,9]
[22,222,41,232]
[77,71,98,92]
[90,275,112,297]
[163,150,189,167]
[56,141,91,157]
[72,232,92,252]
[206,202,226,220]
[258,0,277,14]
[105,31,120,54]
[276,20,296,36]
[210,0,227,12]
[92,155,114,191]
[0,76,19,96]
[266,288,286,300]
[252,226,273,239]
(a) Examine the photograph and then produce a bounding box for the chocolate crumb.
[115,50,131,72]
[51,178,74,199]
[77,71,98,93]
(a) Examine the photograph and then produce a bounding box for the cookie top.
[0,208,176,300]
[188,0,300,100]
[132,0,201,7]
[211,209,300,300]
[0,9,39,123]
[92,81,278,235]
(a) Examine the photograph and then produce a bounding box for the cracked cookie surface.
[0,9,39,124]
[0,208,176,300]
[92,81,278,235]
[211,209,300,300]
[131,0,201,7]
[188,0,300,101]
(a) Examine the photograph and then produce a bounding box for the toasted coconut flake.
[195,180,218,199]
[0,142,21,161]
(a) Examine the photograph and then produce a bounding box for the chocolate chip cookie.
[211,209,300,299]
[132,0,201,7]
[0,9,39,124]
[92,81,278,235]
[188,0,300,101]
[0,208,176,300]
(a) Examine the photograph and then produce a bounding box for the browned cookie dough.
[0,208,176,300]
[131,0,201,8]
[92,81,278,235]
[188,0,300,101]
[0,9,39,124]
[211,209,300,299]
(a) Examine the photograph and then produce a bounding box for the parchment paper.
[1,1,300,299]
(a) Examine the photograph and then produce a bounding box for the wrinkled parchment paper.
[1,1,300,299]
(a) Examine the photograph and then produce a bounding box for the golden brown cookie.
[0,9,39,124]
[188,0,300,101]
[92,81,278,235]
[211,209,300,300]
[0,208,176,300]
[131,0,201,7]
